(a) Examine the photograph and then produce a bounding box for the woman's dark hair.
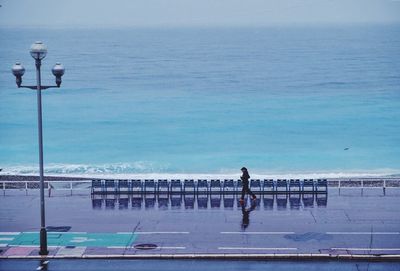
[241,167,250,179]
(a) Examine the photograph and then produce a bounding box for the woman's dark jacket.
[241,171,250,184]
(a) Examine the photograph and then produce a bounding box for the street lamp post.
[11,41,65,256]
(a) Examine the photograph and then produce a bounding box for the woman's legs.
[241,185,246,200]
[247,187,256,198]
[241,182,256,200]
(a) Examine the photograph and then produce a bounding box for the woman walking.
[239,167,256,203]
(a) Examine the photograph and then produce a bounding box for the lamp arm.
[19,85,37,90]
[41,85,60,90]
[19,85,60,90]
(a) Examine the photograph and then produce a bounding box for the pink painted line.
[3,246,36,256]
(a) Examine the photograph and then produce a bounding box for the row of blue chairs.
[91,179,328,194]
[92,193,327,210]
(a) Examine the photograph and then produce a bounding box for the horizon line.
[1,21,400,30]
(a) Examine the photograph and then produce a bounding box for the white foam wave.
[0,162,171,175]
[0,163,399,179]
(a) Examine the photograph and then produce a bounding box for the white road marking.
[0,244,8,247]
[0,232,20,235]
[221,232,295,235]
[218,247,298,250]
[327,232,400,235]
[134,232,190,235]
[70,237,96,243]
[107,246,186,249]
[8,245,59,248]
[49,232,87,234]
[0,238,14,241]
[23,231,87,234]
[107,246,128,249]
[8,245,38,248]
[331,248,400,251]
[158,246,186,249]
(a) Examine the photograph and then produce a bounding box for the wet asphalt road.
[1,259,400,271]
[1,188,400,255]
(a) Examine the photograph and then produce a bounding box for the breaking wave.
[0,163,399,180]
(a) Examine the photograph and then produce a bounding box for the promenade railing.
[0,178,399,196]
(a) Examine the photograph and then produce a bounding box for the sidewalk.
[1,188,400,260]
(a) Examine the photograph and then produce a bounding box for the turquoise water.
[0,25,399,176]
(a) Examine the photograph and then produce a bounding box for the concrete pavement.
[1,188,400,259]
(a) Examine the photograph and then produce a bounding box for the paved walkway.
[1,259,400,271]
[1,188,400,259]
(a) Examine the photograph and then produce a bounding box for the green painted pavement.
[8,232,137,247]
[0,233,19,244]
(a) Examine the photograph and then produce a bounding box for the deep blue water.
[0,25,399,176]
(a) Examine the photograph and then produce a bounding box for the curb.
[1,254,400,261]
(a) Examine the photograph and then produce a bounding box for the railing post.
[2,182,5,196]
[70,182,73,196]
[25,181,28,195]
[383,180,386,196]
[361,179,364,196]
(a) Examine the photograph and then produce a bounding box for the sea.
[0,25,399,179]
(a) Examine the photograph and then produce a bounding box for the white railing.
[0,178,399,196]
[1,180,91,196]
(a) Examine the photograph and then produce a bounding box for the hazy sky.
[0,0,399,27]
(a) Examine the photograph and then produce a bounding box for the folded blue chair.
[223,179,234,194]
[210,179,222,194]
[317,179,328,192]
[250,179,261,193]
[184,179,195,194]
[197,179,208,194]
[262,179,274,193]
[289,179,301,192]
[131,180,142,195]
[157,179,169,194]
[91,180,103,194]
[105,180,116,194]
[303,179,315,192]
[276,179,288,193]
[144,179,155,193]
[118,180,129,194]
[171,179,182,194]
